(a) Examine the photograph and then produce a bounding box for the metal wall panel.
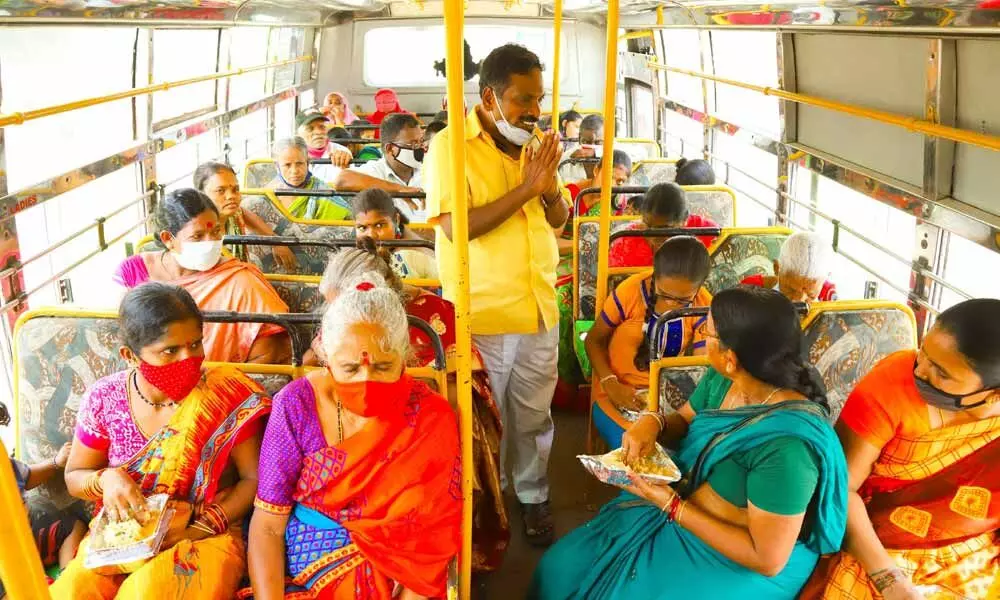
[952,39,1000,218]
[793,33,927,188]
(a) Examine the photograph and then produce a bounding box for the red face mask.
[330,372,410,418]
[138,356,205,402]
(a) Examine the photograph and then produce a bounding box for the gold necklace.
[336,399,344,444]
[723,386,783,410]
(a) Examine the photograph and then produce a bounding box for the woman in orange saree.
[53,283,271,600]
[800,299,1000,600]
[112,188,291,364]
[246,272,461,600]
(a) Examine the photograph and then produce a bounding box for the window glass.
[229,111,270,174]
[299,88,316,111]
[269,27,306,92]
[712,134,777,227]
[939,234,1000,309]
[152,29,220,125]
[660,30,703,110]
[0,27,137,192]
[159,132,223,192]
[661,108,702,157]
[710,31,780,138]
[275,98,297,141]
[228,27,270,108]
[628,84,655,139]
[362,24,569,89]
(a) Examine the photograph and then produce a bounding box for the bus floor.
[475,407,617,599]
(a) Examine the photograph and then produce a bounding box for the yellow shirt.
[424,107,568,336]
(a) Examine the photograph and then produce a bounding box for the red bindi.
[360,351,371,366]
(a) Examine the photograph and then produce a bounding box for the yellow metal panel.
[0,439,50,599]
[631,157,678,174]
[551,0,564,128]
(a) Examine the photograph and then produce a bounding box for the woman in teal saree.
[531,286,849,600]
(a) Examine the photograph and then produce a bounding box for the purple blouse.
[113,255,151,288]
[74,371,150,467]
[256,377,328,512]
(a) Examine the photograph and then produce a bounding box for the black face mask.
[913,361,995,411]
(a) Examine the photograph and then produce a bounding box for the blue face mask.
[492,89,533,147]
[913,360,995,411]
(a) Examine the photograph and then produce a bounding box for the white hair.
[320,270,409,359]
[272,136,309,160]
[319,248,402,300]
[779,231,833,280]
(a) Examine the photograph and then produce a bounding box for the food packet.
[85,493,175,573]
[577,445,682,487]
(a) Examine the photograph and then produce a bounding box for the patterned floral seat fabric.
[244,162,279,190]
[241,192,353,276]
[804,306,916,421]
[267,279,326,314]
[686,190,735,228]
[657,364,710,415]
[628,162,677,187]
[704,231,789,294]
[576,220,637,320]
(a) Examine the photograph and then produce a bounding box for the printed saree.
[406,291,509,571]
[51,366,271,600]
[530,400,848,600]
[800,351,1000,600]
[249,375,462,599]
[266,174,352,221]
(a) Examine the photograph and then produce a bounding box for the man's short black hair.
[479,43,544,97]
[380,113,421,147]
[580,114,604,133]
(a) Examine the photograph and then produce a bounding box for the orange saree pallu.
[800,352,1000,600]
[52,367,271,600]
[247,375,462,600]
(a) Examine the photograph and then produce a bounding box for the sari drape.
[266,175,352,220]
[531,401,848,600]
[249,375,461,599]
[51,366,271,600]
[800,351,1000,600]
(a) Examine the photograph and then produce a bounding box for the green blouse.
[687,369,821,516]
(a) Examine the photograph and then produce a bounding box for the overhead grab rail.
[270,188,426,199]
[648,62,1000,153]
[222,234,436,252]
[0,56,312,128]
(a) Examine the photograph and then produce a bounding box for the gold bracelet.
[675,500,688,525]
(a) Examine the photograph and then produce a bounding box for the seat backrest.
[684,187,736,229]
[614,138,661,161]
[243,159,279,190]
[575,217,636,320]
[265,276,328,314]
[703,227,792,294]
[628,159,677,187]
[653,358,711,415]
[802,301,917,420]
[241,189,354,276]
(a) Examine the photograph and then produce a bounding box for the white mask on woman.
[173,240,223,271]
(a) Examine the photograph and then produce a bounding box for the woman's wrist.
[600,374,618,385]
[869,567,907,593]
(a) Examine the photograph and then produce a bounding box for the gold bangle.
[675,500,688,525]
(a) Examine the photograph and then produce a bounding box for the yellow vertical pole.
[550,0,564,129]
[442,1,473,599]
[594,0,620,313]
[0,440,50,599]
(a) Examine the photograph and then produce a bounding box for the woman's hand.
[101,468,148,523]
[621,415,661,465]
[55,442,72,468]
[604,378,642,411]
[272,246,298,272]
[621,472,677,512]
[872,569,925,600]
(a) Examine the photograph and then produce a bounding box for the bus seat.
[265,275,327,314]
[653,358,711,415]
[802,301,917,420]
[614,138,661,161]
[703,227,793,294]
[628,159,678,187]
[242,159,278,190]
[575,217,636,320]
[684,186,736,228]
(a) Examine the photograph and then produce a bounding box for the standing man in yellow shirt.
[424,44,569,547]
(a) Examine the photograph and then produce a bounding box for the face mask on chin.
[491,89,534,147]
[173,239,223,272]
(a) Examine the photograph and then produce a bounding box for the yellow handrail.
[443,0,473,598]
[0,439,51,600]
[648,62,1000,153]
[550,0,564,128]
[594,0,621,317]
[0,56,313,128]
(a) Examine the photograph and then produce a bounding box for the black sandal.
[521,500,555,547]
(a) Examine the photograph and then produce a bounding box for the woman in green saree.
[531,286,849,599]
[267,137,353,220]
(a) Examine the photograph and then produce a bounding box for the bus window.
[159,132,223,192]
[939,234,1000,310]
[628,83,655,139]
[229,27,270,108]
[152,29,220,128]
[229,111,270,170]
[710,31,780,139]
[269,27,307,92]
[276,97,297,139]
[712,134,778,227]
[661,30,703,113]
[661,108,703,157]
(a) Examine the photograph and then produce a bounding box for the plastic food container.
[577,445,682,487]
[85,493,175,572]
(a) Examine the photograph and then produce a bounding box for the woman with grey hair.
[266,136,352,220]
[247,270,462,599]
[741,231,839,303]
[307,239,511,572]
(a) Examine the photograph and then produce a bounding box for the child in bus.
[608,182,719,269]
[351,188,438,280]
[585,236,713,448]
[559,109,583,139]
[266,137,353,220]
[192,161,297,271]
[112,189,291,364]
[0,402,86,600]
[742,231,838,303]
[674,157,716,186]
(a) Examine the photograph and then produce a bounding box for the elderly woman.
[52,283,270,599]
[586,236,713,448]
[742,231,838,302]
[311,242,510,571]
[352,189,438,280]
[801,299,1000,600]
[267,137,353,220]
[531,286,848,599]
[246,272,462,599]
[112,188,291,364]
[193,161,296,271]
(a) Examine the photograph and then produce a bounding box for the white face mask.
[582,143,604,158]
[393,146,424,170]
[173,240,223,271]
[492,90,533,147]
